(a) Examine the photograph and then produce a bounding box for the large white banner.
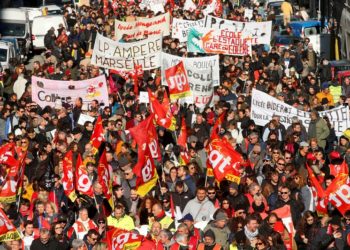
[32,75,109,108]
[172,18,204,43]
[251,89,350,136]
[204,15,272,45]
[91,33,162,71]
[115,12,170,40]
[161,52,220,108]
[139,0,166,13]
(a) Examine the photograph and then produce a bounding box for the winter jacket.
[183,197,216,222]
[204,222,231,249]
[308,118,330,149]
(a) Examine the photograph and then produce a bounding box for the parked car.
[0,41,18,70]
[31,15,68,50]
[288,20,322,38]
[0,8,31,58]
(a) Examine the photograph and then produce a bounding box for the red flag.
[329,160,349,176]
[62,151,77,202]
[130,64,143,97]
[0,143,18,167]
[97,150,113,208]
[148,89,176,131]
[162,91,171,112]
[324,174,350,215]
[207,136,243,182]
[108,73,117,93]
[133,145,158,197]
[165,61,192,101]
[107,228,143,250]
[75,154,94,196]
[170,194,175,219]
[272,205,295,235]
[129,114,162,161]
[103,0,109,15]
[177,118,187,149]
[0,208,20,241]
[90,116,105,154]
[214,0,223,17]
[210,111,226,139]
[306,164,325,199]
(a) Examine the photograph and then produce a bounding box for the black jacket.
[171,191,193,212]
[30,238,60,250]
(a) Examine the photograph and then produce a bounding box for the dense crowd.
[0,0,349,249]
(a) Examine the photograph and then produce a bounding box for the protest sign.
[31,75,109,109]
[91,33,162,71]
[187,27,251,56]
[161,52,220,108]
[114,12,170,40]
[204,15,272,45]
[251,89,350,136]
[184,0,197,11]
[172,18,204,42]
[78,114,95,126]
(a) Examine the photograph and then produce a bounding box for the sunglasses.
[256,242,264,246]
[280,192,289,195]
[277,163,285,166]
[98,221,105,224]
[207,192,216,195]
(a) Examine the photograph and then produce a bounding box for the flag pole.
[116,92,127,113]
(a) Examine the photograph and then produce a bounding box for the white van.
[31,15,68,50]
[0,8,31,57]
[0,41,18,70]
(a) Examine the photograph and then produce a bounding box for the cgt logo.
[167,72,187,91]
[208,149,232,173]
[329,184,350,206]
[112,233,140,249]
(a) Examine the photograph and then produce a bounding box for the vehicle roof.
[0,41,13,49]
[40,4,62,10]
[0,8,27,20]
[289,20,321,28]
[33,14,64,21]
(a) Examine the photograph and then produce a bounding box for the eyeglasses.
[21,141,27,144]
[253,151,260,155]
[117,124,122,126]
[277,162,285,166]
[273,151,279,154]
[280,192,289,195]
[90,237,98,241]
[8,138,14,141]
[207,192,216,195]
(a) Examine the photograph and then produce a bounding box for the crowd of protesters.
[0,0,349,249]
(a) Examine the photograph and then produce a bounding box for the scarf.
[244,226,259,241]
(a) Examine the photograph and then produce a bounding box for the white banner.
[139,0,166,13]
[172,18,204,42]
[91,33,162,71]
[31,75,109,108]
[114,12,170,40]
[161,52,220,108]
[204,15,272,45]
[251,89,350,136]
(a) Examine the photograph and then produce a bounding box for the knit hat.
[204,229,216,241]
[214,210,228,221]
[229,182,238,190]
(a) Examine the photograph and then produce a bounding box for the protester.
[0,0,348,249]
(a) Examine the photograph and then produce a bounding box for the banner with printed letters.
[172,18,204,42]
[161,52,220,108]
[91,33,162,71]
[114,12,170,40]
[251,89,350,136]
[187,27,252,56]
[32,75,109,109]
[204,15,272,45]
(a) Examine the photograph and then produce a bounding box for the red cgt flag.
[107,228,143,250]
[148,89,176,131]
[129,114,162,161]
[75,154,94,197]
[210,111,226,139]
[97,150,113,208]
[90,116,105,154]
[177,117,187,149]
[0,208,20,241]
[324,173,350,215]
[207,136,243,182]
[62,151,77,202]
[165,61,192,101]
[306,164,325,199]
[133,145,158,197]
